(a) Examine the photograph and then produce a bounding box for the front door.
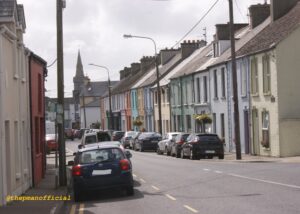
[251,109,260,155]
[244,110,250,154]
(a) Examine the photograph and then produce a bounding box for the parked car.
[45,134,58,154]
[181,133,224,160]
[65,128,75,140]
[112,131,125,142]
[134,132,162,152]
[130,132,141,150]
[68,144,134,202]
[170,133,190,158]
[78,128,90,139]
[157,132,182,155]
[121,131,137,149]
[78,131,112,149]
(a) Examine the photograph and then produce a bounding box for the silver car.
[157,132,182,156]
[121,131,138,149]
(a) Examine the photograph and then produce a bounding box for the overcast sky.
[17,0,266,97]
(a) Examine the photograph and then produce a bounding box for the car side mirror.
[125,150,132,159]
[78,145,83,149]
[67,160,74,166]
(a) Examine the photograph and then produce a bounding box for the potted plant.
[194,113,212,133]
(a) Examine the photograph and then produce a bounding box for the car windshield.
[97,132,111,141]
[79,148,124,164]
[85,135,97,144]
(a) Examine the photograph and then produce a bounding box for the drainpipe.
[0,27,5,206]
[191,74,195,132]
[180,77,184,132]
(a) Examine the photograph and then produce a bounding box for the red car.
[46,134,58,154]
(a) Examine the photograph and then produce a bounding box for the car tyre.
[126,186,134,196]
[73,189,83,202]
[218,154,224,159]
[190,150,197,160]
[176,149,181,158]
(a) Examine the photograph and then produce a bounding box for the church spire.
[76,50,84,77]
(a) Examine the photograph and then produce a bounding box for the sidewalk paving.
[0,163,69,214]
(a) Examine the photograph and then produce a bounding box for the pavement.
[0,150,299,214]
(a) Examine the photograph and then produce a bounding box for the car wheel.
[207,155,213,159]
[73,189,83,202]
[126,186,134,196]
[190,150,197,160]
[166,148,171,156]
[157,146,161,155]
[181,150,186,159]
[176,149,181,158]
[218,154,224,159]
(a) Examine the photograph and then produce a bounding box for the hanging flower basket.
[133,119,143,127]
[194,114,212,124]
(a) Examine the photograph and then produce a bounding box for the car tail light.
[178,141,184,145]
[72,165,82,176]
[120,159,130,172]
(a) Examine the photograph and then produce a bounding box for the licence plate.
[205,150,215,154]
[92,169,112,176]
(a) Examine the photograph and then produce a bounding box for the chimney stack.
[130,62,141,76]
[181,40,206,59]
[249,3,270,29]
[123,67,131,78]
[140,56,155,73]
[215,23,248,40]
[160,48,179,65]
[119,69,125,80]
[271,0,299,22]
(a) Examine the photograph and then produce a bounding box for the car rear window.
[85,135,97,144]
[79,148,124,164]
[142,133,161,138]
[197,135,220,141]
[97,132,111,141]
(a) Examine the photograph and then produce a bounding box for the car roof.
[84,132,97,137]
[79,143,121,152]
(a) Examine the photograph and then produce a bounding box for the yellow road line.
[151,185,160,191]
[165,194,176,201]
[69,204,76,214]
[79,203,85,214]
[184,205,198,213]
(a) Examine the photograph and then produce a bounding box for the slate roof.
[110,64,155,95]
[85,98,100,107]
[138,50,182,88]
[80,81,119,97]
[236,2,300,57]
[171,44,213,79]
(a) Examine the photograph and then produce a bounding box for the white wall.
[81,107,101,128]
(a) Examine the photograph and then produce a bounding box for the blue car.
[69,144,134,202]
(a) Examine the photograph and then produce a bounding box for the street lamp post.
[89,64,114,130]
[123,34,162,135]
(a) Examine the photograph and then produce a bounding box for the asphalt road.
[64,139,300,214]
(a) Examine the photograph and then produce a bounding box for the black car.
[181,133,224,160]
[68,144,134,202]
[112,131,125,142]
[170,133,190,158]
[134,132,162,152]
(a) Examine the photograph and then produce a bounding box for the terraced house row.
[100,0,300,158]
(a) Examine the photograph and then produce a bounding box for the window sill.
[14,74,19,79]
[263,92,271,96]
[220,96,226,100]
[213,97,218,101]
[251,93,259,97]
[21,78,26,83]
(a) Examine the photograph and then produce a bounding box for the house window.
[185,83,188,104]
[196,77,201,103]
[220,113,225,138]
[204,76,208,102]
[241,62,247,96]
[154,91,158,104]
[38,74,42,113]
[213,113,217,133]
[221,67,226,98]
[263,54,271,94]
[165,88,169,103]
[214,69,218,99]
[177,115,181,131]
[262,110,270,148]
[35,117,40,154]
[173,115,177,131]
[251,57,259,95]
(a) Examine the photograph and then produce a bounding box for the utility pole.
[82,90,87,128]
[56,0,67,185]
[229,0,242,160]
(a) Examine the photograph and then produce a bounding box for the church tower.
[73,50,85,125]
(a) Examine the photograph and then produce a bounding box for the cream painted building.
[236,1,300,157]
[0,2,32,206]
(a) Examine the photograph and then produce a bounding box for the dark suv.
[112,131,125,142]
[181,133,224,160]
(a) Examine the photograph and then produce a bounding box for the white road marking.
[79,204,85,214]
[184,205,198,213]
[133,174,137,178]
[140,178,146,183]
[151,185,160,191]
[215,170,223,174]
[165,194,176,201]
[228,173,300,189]
[203,168,211,171]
